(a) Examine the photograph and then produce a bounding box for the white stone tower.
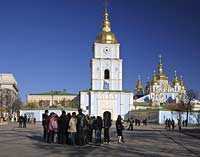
[91,10,122,91]
[80,9,133,120]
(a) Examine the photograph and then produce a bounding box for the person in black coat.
[95,116,103,145]
[23,114,27,128]
[76,108,87,145]
[42,110,49,142]
[57,110,68,144]
[19,115,23,128]
[116,115,124,143]
[103,112,112,144]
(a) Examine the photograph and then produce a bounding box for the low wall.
[20,109,78,121]
[127,110,200,124]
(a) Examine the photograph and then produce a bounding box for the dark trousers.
[58,130,67,144]
[23,122,26,128]
[77,128,84,145]
[48,131,54,143]
[89,129,93,142]
[19,122,23,128]
[104,128,110,143]
[128,124,133,130]
[43,125,48,141]
[95,130,101,143]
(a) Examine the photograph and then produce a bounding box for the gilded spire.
[156,54,167,80]
[136,75,143,91]
[152,70,158,85]
[95,6,117,44]
[172,70,180,86]
[145,76,151,94]
[101,10,111,32]
[179,75,185,90]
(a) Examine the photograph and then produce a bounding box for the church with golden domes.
[80,9,133,120]
[134,55,186,106]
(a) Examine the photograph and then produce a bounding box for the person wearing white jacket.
[68,112,77,145]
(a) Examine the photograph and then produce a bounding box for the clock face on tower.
[103,47,110,58]
[104,47,110,54]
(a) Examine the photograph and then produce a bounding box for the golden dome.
[152,71,158,85]
[96,31,117,44]
[179,75,185,90]
[172,70,180,86]
[156,63,167,80]
[145,81,150,92]
[95,11,117,44]
[156,55,167,80]
[136,78,143,91]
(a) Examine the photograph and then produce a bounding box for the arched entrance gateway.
[103,111,111,120]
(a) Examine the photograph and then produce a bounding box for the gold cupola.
[145,77,151,94]
[152,70,158,85]
[95,10,117,44]
[156,55,167,80]
[179,75,185,90]
[136,75,143,91]
[172,70,180,86]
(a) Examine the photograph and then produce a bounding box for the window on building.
[104,69,110,79]
[103,81,109,90]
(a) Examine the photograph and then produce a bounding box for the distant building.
[0,73,18,94]
[134,56,186,106]
[0,73,18,119]
[27,90,78,108]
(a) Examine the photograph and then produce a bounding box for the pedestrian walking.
[23,114,27,128]
[171,119,175,130]
[128,117,134,130]
[178,118,181,132]
[19,115,23,128]
[116,115,124,143]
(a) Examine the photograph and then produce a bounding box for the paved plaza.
[0,123,200,157]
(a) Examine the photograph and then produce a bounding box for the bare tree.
[164,102,186,122]
[12,97,23,114]
[185,89,198,127]
[0,88,17,120]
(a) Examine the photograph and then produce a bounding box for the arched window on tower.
[104,69,110,80]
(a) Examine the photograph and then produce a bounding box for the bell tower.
[91,10,122,91]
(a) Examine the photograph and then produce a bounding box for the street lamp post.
[51,90,54,107]
[0,89,2,119]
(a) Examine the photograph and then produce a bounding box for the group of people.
[165,118,175,130]
[18,114,27,128]
[127,118,148,130]
[42,109,121,145]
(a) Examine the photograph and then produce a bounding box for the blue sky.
[0,0,200,102]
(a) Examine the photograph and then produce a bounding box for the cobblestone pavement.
[0,122,200,157]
